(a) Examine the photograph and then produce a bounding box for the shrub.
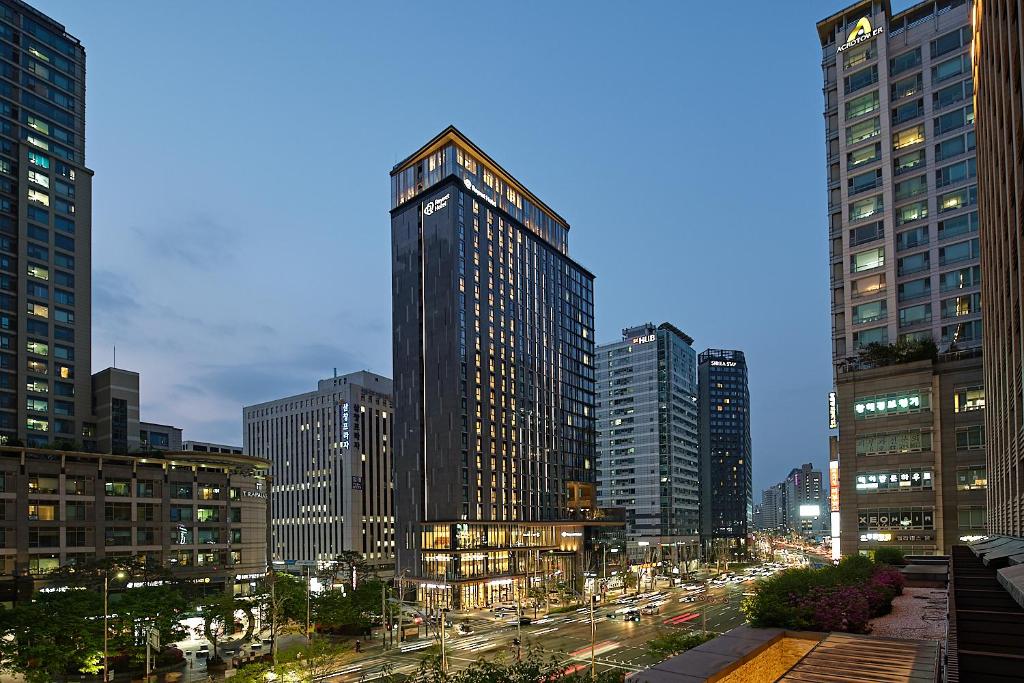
[796,585,871,633]
[873,547,906,566]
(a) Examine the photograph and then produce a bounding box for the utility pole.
[440,608,448,672]
[589,593,597,682]
[103,573,109,683]
[397,571,405,643]
[381,580,388,649]
[305,565,312,643]
[516,582,523,661]
[270,569,279,666]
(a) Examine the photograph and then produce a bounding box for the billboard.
[799,504,821,518]
[829,461,840,512]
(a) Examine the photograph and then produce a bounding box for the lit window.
[27,189,49,207]
[26,341,48,356]
[28,171,49,189]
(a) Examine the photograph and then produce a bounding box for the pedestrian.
[355,639,361,653]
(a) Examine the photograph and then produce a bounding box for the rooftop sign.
[837,17,884,53]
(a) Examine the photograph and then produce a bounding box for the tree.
[646,631,715,660]
[622,571,638,593]
[327,550,372,590]
[199,593,252,662]
[0,588,104,682]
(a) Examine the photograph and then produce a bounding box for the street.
[324,579,753,681]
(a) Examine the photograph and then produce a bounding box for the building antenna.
[113,345,116,369]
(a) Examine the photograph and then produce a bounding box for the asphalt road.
[326,579,754,681]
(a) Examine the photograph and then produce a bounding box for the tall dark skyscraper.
[698,349,752,561]
[390,127,620,609]
[0,3,91,447]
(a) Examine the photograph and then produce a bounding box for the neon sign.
[837,17,884,53]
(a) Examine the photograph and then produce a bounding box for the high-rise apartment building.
[596,323,700,566]
[819,0,988,556]
[756,484,787,532]
[974,0,1024,537]
[391,127,622,609]
[785,463,828,539]
[243,371,395,572]
[698,349,752,561]
[0,3,92,448]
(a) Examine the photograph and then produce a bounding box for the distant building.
[596,322,700,567]
[243,371,395,573]
[757,484,787,532]
[90,368,140,454]
[139,421,183,452]
[183,440,242,455]
[785,463,827,540]
[698,349,752,561]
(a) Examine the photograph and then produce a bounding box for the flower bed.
[741,556,905,634]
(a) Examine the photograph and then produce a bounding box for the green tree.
[199,593,251,662]
[0,589,104,682]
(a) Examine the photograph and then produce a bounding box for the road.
[325,579,754,681]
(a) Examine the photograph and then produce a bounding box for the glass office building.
[596,323,700,568]
[390,127,622,609]
[698,349,752,561]
[819,0,986,556]
[0,2,91,448]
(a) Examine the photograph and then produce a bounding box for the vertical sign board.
[828,392,838,429]
[340,401,350,448]
[829,460,841,561]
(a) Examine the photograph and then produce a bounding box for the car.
[518,616,532,626]
[491,605,517,614]
[641,604,660,615]
[680,595,700,603]
[623,609,641,622]
[456,623,473,635]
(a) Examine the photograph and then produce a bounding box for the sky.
[34,0,868,493]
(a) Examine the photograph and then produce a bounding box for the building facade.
[821,0,980,359]
[183,440,242,455]
[0,446,270,603]
[756,484,787,532]
[834,354,985,554]
[819,0,988,555]
[139,421,183,452]
[596,322,700,566]
[974,0,1024,537]
[391,127,621,609]
[243,371,394,573]
[785,463,828,540]
[698,349,752,561]
[0,3,94,448]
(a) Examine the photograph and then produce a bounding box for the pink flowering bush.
[742,556,905,633]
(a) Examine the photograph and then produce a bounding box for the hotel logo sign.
[837,17,883,53]
[631,334,656,345]
[463,176,498,207]
[422,192,450,217]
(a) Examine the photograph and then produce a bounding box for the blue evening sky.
[36,0,867,492]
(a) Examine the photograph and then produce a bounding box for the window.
[843,41,876,69]
[894,175,927,200]
[54,290,73,306]
[851,247,884,272]
[898,278,931,302]
[894,149,925,175]
[853,300,887,324]
[27,170,48,188]
[26,340,48,356]
[26,397,47,412]
[939,238,979,265]
[55,308,73,324]
[137,528,157,545]
[229,508,242,523]
[28,502,56,521]
[53,345,72,361]
[104,480,130,497]
[891,73,923,101]
[896,226,928,251]
[197,506,220,522]
[935,106,972,135]
[898,252,930,276]
[943,320,982,346]
[846,91,880,119]
[934,79,971,108]
[846,116,880,145]
[896,200,928,226]
[136,480,155,497]
[933,54,970,83]
[852,273,886,298]
[27,151,49,168]
[66,527,89,546]
[231,529,242,544]
[172,526,193,545]
[197,485,221,501]
[105,528,132,546]
[170,505,193,522]
[27,283,48,300]
[104,502,131,521]
[849,221,883,246]
[138,503,157,522]
[936,135,967,161]
[939,186,977,213]
[849,169,881,194]
[198,528,221,544]
[845,65,878,94]
[27,302,48,318]
[848,143,881,169]
[892,98,923,125]
[65,501,91,521]
[65,476,90,495]
[958,506,986,529]
[893,125,925,149]
[941,293,980,319]
[936,158,976,187]
[931,27,970,59]
[28,475,58,494]
[172,483,193,499]
[899,303,932,328]
[940,265,980,292]
[856,433,932,456]
[28,527,59,547]
[850,195,883,222]
[853,326,888,350]
[954,386,985,412]
[26,379,48,394]
[889,47,921,76]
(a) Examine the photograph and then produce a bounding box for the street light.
[104,569,126,683]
